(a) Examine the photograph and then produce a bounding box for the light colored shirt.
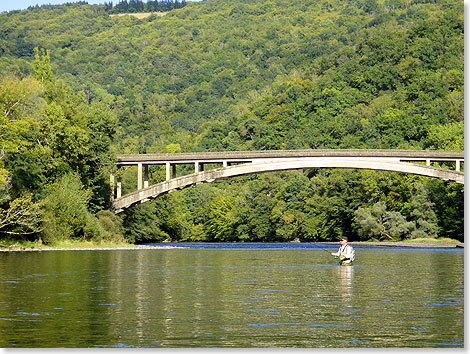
[337,243,355,261]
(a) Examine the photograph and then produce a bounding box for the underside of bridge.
[112,159,464,213]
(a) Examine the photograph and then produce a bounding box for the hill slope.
[0,0,464,244]
[0,0,463,153]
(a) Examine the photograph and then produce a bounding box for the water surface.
[0,243,463,347]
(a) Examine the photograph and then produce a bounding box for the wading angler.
[331,237,355,266]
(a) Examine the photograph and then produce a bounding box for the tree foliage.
[0,194,42,238]
[0,0,463,244]
[41,173,110,244]
[354,201,415,241]
[105,0,187,14]
[0,50,120,244]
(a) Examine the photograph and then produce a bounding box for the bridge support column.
[426,159,431,166]
[165,163,177,180]
[456,160,461,172]
[195,161,199,173]
[137,163,143,190]
[144,165,149,188]
[166,162,171,181]
[223,160,228,168]
[110,174,114,199]
[116,177,122,199]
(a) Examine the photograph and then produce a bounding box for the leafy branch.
[0,195,43,236]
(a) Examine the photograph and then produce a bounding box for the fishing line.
[315,243,342,264]
[315,243,334,253]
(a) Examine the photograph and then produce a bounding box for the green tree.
[409,184,438,239]
[0,194,42,239]
[121,201,165,243]
[41,173,109,244]
[204,194,236,241]
[0,76,43,183]
[425,121,464,151]
[427,180,463,242]
[32,47,53,83]
[354,201,414,241]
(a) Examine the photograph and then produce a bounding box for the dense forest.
[104,0,187,14]
[0,0,464,246]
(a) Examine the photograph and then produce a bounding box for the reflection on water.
[0,246,464,348]
[339,265,354,301]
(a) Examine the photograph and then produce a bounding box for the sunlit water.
[0,243,464,348]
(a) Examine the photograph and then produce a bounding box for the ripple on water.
[91,343,141,348]
[247,308,280,314]
[339,339,371,344]
[247,322,352,328]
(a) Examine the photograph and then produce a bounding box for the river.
[0,243,464,348]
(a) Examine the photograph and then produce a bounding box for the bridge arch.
[113,158,464,212]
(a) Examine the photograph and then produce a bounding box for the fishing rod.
[314,242,335,254]
[318,245,332,253]
[314,242,343,263]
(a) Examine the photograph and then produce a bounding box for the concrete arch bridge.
[111,149,464,213]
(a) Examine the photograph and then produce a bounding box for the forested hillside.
[0,0,464,245]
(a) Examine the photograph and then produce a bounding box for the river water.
[0,243,464,348]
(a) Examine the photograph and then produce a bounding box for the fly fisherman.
[331,236,355,265]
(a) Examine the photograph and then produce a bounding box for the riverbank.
[0,240,180,252]
[349,239,464,248]
[0,238,463,252]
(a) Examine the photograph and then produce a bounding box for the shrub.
[96,210,125,243]
[41,173,109,244]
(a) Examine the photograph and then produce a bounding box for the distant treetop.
[104,0,187,14]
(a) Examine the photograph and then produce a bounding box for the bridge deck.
[116,149,464,165]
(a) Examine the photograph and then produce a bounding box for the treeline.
[22,0,187,13]
[0,49,124,245]
[104,0,187,13]
[119,169,462,244]
[0,0,464,245]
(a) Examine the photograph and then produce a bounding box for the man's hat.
[341,236,348,242]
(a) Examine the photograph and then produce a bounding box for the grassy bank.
[401,237,460,243]
[0,239,133,251]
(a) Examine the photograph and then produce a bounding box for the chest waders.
[339,257,353,266]
[338,244,354,266]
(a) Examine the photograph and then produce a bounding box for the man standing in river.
[331,236,355,265]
